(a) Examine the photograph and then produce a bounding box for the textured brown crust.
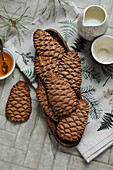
[6,81,31,122]
[33,29,65,57]
[36,79,59,122]
[35,51,81,92]
[33,29,89,147]
[56,99,89,142]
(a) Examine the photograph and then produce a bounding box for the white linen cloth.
[4,2,113,162]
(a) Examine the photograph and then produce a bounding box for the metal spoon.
[0,39,8,74]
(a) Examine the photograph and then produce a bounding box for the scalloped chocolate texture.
[6,81,31,122]
[33,29,89,147]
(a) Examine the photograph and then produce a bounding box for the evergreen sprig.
[40,0,73,20]
[71,37,87,52]
[15,51,35,65]
[101,64,113,86]
[82,66,101,84]
[59,19,77,42]
[97,110,113,131]
[23,68,37,83]
[0,6,30,44]
[81,86,102,119]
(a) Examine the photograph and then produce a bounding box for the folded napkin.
[4,2,113,162]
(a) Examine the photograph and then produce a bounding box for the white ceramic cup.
[91,35,113,64]
[0,48,15,80]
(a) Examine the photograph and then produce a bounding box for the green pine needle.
[0,6,30,44]
[23,68,37,83]
[97,110,113,131]
[39,0,75,20]
[101,64,113,86]
[59,19,77,42]
[81,86,102,119]
[82,66,101,84]
[15,51,35,65]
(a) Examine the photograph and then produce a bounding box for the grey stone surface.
[109,146,113,165]
[109,6,113,27]
[0,0,113,170]
[0,160,32,170]
[5,120,20,134]
[0,144,26,165]
[69,155,113,170]
[24,117,48,168]
[0,129,16,147]
[100,0,113,15]
[52,151,70,170]
[37,134,55,170]
[0,115,6,130]
[14,100,39,151]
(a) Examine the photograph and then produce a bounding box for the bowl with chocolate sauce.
[0,48,15,80]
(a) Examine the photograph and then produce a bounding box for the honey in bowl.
[0,52,13,77]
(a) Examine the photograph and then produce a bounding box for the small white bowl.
[91,35,113,64]
[0,48,15,80]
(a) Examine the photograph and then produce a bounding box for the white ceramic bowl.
[0,48,15,80]
[91,35,113,64]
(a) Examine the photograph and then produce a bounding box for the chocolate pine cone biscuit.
[34,53,78,117]
[35,50,81,92]
[56,99,89,143]
[6,81,31,122]
[45,74,78,117]
[33,29,65,57]
[36,79,59,122]
[36,62,78,117]
[33,29,89,147]
[34,29,81,92]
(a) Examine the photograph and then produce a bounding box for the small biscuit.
[6,81,31,122]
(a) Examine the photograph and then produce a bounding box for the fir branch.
[15,7,29,22]
[0,6,30,44]
[11,7,21,18]
[80,56,85,65]
[23,68,37,83]
[81,86,102,119]
[101,64,113,86]
[59,19,77,42]
[71,37,87,52]
[15,26,21,45]
[53,0,57,19]
[81,85,95,95]
[0,23,9,28]
[1,6,11,19]
[82,66,101,83]
[47,3,53,20]
[97,110,113,131]
[15,51,35,65]
[5,26,11,42]
[58,0,66,16]
[40,0,51,15]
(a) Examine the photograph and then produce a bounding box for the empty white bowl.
[91,35,113,64]
[0,48,15,80]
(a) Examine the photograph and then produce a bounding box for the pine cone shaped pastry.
[57,51,81,92]
[6,81,31,122]
[35,51,81,92]
[45,74,78,117]
[33,29,65,58]
[35,54,78,117]
[36,79,59,122]
[33,29,89,147]
[56,99,89,142]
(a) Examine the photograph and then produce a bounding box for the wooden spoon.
[0,39,8,74]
